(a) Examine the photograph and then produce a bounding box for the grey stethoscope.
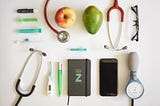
[14,48,46,106]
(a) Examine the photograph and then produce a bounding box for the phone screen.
[100,59,118,96]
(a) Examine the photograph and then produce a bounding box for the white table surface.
[0,0,159,106]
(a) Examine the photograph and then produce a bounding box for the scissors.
[104,0,127,51]
[14,48,46,106]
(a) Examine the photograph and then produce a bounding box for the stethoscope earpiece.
[42,52,47,56]
[29,48,34,51]
[29,48,47,56]
[122,46,128,50]
[104,45,127,51]
[104,45,109,49]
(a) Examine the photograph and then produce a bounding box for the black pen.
[17,8,38,13]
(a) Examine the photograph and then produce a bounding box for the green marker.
[58,62,62,96]
[17,18,38,22]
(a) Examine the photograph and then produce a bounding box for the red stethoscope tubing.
[105,0,125,50]
[107,0,124,22]
[44,0,59,35]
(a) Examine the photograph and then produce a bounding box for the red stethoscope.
[104,0,127,51]
[44,0,70,43]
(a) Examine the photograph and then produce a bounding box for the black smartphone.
[100,58,118,96]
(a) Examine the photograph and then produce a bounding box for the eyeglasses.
[131,5,139,42]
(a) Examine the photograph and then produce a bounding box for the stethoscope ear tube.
[107,0,124,22]
[15,79,36,106]
[44,0,59,34]
[105,0,126,51]
[15,79,36,97]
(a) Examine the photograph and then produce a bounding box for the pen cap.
[58,62,62,70]
[33,9,39,13]
[128,52,139,72]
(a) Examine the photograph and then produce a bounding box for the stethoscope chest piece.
[57,31,70,43]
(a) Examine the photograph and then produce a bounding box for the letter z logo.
[75,73,82,83]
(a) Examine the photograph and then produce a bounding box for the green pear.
[83,6,103,34]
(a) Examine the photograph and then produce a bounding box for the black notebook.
[67,59,91,105]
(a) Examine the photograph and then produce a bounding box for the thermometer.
[126,52,144,105]
[47,61,54,96]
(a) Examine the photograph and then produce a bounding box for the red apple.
[55,7,76,28]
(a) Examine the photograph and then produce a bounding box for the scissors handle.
[107,0,124,22]
[15,96,22,106]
